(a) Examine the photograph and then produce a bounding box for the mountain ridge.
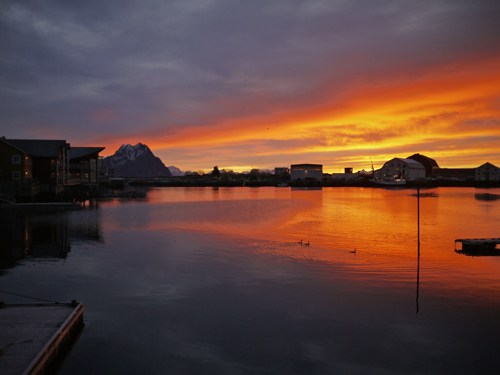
[168,166,184,176]
[102,143,173,178]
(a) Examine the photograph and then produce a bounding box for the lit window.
[12,155,21,164]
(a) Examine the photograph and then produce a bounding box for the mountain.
[102,143,172,178]
[168,166,184,176]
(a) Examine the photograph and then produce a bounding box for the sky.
[1,0,500,173]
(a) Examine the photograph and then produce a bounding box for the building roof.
[69,147,105,160]
[2,139,69,158]
[0,137,29,154]
[386,158,425,169]
[407,153,439,168]
[477,162,499,169]
[291,164,323,168]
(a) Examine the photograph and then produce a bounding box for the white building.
[378,158,425,180]
[290,164,323,180]
[475,162,500,181]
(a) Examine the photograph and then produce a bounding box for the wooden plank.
[0,302,84,375]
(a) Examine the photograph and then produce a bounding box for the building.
[0,137,105,196]
[436,168,474,180]
[69,147,105,184]
[329,167,357,180]
[274,167,290,175]
[0,137,33,182]
[475,162,500,181]
[290,164,323,180]
[0,137,38,197]
[378,158,425,180]
[358,169,373,179]
[1,138,71,192]
[407,153,440,177]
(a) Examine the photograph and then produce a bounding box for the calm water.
[1,187,500,374]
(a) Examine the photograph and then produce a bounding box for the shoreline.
[2,180,499,209]
[126,179,500,189]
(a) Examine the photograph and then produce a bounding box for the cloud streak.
[1,0,500,172]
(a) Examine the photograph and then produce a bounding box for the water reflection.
[291,186,323,190]
[455,248,500,257]
[475,193,500,201]
[0,209,103,271]
[1,187,500,375]
[416,186,420,314]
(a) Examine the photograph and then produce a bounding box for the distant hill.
[168,166,184,176]
[102,143,172,178]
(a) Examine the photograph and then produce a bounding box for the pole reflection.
[416,185,420,314]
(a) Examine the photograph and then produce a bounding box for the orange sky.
[99,55,500,173]
[3,1,500,173]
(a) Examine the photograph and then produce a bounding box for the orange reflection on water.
[101,187,500,302]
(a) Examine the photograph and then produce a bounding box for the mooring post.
[417,185,420,258]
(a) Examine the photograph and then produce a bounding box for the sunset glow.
[92,55,500,173]
[2,1,500,173]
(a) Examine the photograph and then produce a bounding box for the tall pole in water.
[416,183,420,314]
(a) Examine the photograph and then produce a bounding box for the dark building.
[291,164,323,180]
[1,138,70,191]
[69,147,105,184]
[0,137,38,198]
[0,137,33,182]
[0,137,104,197]
[475,162,500,181]
[436,168,475,180]
[407,153,440,177]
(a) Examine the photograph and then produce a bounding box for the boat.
[276,182,288,187]
[369,157,407,187]
[370,177,406,187]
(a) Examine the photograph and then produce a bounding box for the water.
[1,187,500,374]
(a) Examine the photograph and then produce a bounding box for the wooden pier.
[0,301,84,375]
[455,238,500,252]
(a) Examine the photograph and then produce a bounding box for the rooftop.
[2,139,69,158]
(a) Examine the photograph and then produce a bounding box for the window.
[13,171,21,180]
[12,155,21,164]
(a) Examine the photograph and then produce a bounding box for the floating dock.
[0,301,84,375]
[455,238,500,251]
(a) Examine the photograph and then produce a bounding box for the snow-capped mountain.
[102,143,172,178]
[168,166,184,176]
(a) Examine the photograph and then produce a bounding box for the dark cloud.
[1,0,500,169]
